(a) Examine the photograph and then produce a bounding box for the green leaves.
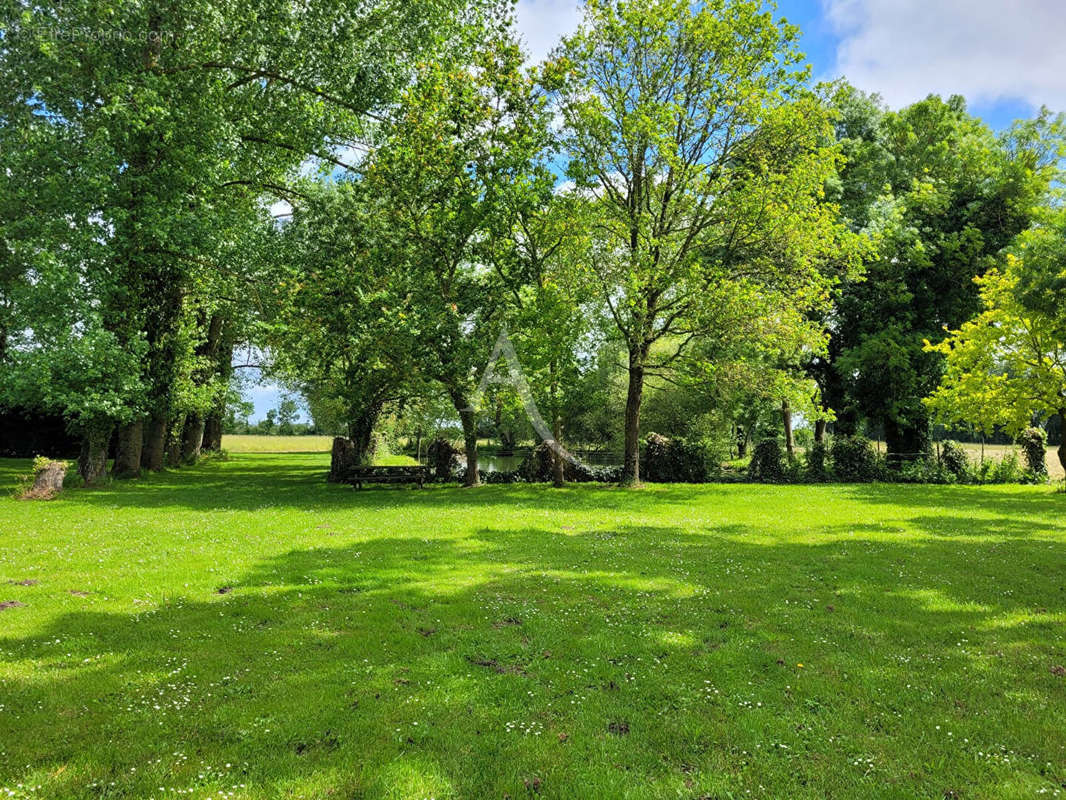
[925,249,1066,439]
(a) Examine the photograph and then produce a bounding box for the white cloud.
[824,0,1066,111]
[514,0,582,64]
[269,199,292,219]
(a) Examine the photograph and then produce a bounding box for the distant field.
[222,436,417,466]
[956,443,1064,480]
[223,434,333,453]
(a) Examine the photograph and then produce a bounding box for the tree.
[2,0,477,474]
[1012,205,1066,337]
[553,0,855,484]
[496,187,597,485]
[224,400,255,434]
[925,241,1066,475]
[277,396,300,436]
[825,88,1063,458]
[362,20,551,485]
[268,180,421,464]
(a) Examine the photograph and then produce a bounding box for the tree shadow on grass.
[16,452,1063,526]
[51,455,720,516]
[1,521,1064,799]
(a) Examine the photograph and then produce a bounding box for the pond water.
[477,453,525,472]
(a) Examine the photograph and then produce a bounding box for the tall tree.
[500,192,597,485]
[826,88,1063,458]
[268,180,417,468]
[553,0,855,484]
[1,0,476,473]
[363,20,551,485]
[925,234,1066,474]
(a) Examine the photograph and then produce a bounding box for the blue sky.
[247,0,1064,421]
[514,0,1064,130]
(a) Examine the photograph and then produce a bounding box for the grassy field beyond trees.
[1,453,1064,799]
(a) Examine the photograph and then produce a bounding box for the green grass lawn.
[1,454,1064,799]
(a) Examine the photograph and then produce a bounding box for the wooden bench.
[344,465,432,489]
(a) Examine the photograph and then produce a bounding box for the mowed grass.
[224,435,334,453]
[0,454,1064,799]
[224,435,417,466]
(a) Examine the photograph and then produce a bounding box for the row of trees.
[1,0,479,481]
[3,0,1064,485]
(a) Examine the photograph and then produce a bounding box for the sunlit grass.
[223,434,334,452]
[0,453,1063,799]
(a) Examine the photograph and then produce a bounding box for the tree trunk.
[166,415,184,467]
[814,419,826,444]
[736,427,748,459]
[782,399,794,458]
[112,420,144,478]
[620,345,646,486]
[414,430,423,463]
[181,413,205,463]
[451,390,480,487]
[202,413,223,452]
[328,437,357,483]
[346,402,382,466]
[78,424,112,486]
[1058,410,1066,477]
[202,318,235,453]
[25,460,67,499]
[884,412,930,463]
[142,413,168,471]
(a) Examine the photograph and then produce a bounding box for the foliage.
[830,435,881,483]
[893,456,954,485]
[805,441,829,482]
[553,0,861,484]
[938,440,971,482]
[748,439,786,483]
[1018,427,1049,478]
[1,0,478,465]
[824,88,1064,455]
[924,242,1066,475]
[642,433,707,483]
[978,452,1025,485]
[1,326,147,438]
[268,180,418,460]
[427,438,461,482]
[354,18,552,485]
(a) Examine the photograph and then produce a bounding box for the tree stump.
[23,460,67,500]
[328,437,357,482]
[427,438,460,481]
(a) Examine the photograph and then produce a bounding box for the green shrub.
[938,440,971,482]
[983,452,1023,484]
[748,439,785,483]
[830,435,880,482]
[896,456,953,484]
[1018,427,1048,478]
[784,454,806,483]
[643,433,707,483]
[805,441,829,482]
